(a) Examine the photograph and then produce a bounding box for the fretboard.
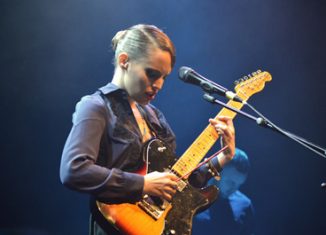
[171,99,245,177]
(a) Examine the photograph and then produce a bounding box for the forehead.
[139,48,172,75]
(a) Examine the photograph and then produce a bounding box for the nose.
[152,83,159,92]
[152,78,164,91]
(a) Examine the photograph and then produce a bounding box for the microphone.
[178,66,243,102]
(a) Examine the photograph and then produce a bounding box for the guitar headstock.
[234,70,272,101]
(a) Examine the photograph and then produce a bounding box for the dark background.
[1,0,326,234]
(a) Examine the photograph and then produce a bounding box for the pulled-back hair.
[111,24,176,68]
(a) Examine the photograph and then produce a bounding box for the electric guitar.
[97,70,272,235]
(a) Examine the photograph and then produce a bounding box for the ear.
[118,53,129,70]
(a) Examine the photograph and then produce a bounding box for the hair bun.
[111,30,127,51]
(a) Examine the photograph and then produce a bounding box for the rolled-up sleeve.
[60,95,144,203]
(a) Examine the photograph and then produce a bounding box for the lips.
[145,92,157,101]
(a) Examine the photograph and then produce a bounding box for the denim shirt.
[60,83,217,205]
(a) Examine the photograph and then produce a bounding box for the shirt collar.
[99,82,126,95]
[99,82,163,130]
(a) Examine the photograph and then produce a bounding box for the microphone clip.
[196,77,243,103]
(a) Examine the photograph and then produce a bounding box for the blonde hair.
[111,24,176,68]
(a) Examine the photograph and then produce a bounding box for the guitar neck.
[172,99,244,177]
[171,70,272,178]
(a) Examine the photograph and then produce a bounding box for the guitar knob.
[157,146,167,152]
[169,229,176,234]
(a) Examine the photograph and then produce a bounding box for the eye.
[145,68,162,80]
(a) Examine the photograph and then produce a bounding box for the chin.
[138,97,152,105]
[137,100,150,105]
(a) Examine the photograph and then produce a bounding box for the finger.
[159,190,170,201]
[210,118,233,130]
[162,192,172,201]
[221,127,232,138]
[215,127,224,135]
[165,186,177,196]
[165,180,178,190]
[214,123,227,135]
[215,123,227,130]
[220,122,235,136]
[216,116,235,128]
[165,172,179,181]
[210,118,235,146]
[209,118,218,125]
[221,132,234,146]
[216,116,232,122]
[209,119,225,128]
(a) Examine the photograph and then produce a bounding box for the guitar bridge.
[137,179,187,220]
[138,195,167,220]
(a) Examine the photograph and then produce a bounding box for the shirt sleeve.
[188,156,221,188]
[60,95,144,203]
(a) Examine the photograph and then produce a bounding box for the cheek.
[154,78,165,90]
[127,70,147,93]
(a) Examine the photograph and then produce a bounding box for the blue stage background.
[1,0,326,234]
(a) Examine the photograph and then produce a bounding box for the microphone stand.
[203,93,326,159]
[204,93,326,190]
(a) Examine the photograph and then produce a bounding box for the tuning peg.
[234,78,244,85]
[235,69,264,85]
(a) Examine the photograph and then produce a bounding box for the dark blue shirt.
[60,83,221,234]
[60,82,178,204]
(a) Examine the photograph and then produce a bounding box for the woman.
[60,24,235,235]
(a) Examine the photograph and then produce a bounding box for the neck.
[129,99,137,109]
[111,67,125,90]
[111,67,135,107]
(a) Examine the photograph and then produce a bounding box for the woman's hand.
[209,116,236,165]
[143,171,178,201]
